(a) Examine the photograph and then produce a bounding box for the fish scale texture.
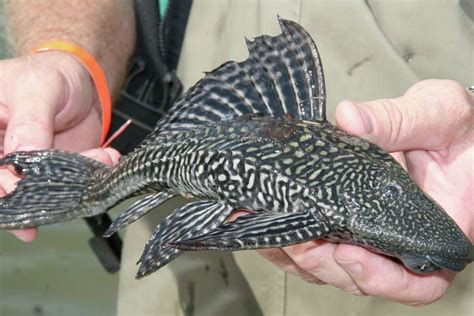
[0,18,471,277]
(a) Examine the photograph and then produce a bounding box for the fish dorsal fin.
[158,17,326,133]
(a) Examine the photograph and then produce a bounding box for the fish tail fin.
[0,150,108,229]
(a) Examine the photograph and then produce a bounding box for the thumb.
[334,244,453,306]
[3,72,64,153]
[335,98,414,152]
[335,80,473,152]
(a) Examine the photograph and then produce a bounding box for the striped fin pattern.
[170,212,330,251]
[0,151,108,229]
[155,17,326,135]
[103,192,174,237]
[136,200,233,278]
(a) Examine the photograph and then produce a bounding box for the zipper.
[158,0,172,61]
[157,0,183,111]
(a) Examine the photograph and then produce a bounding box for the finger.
[8,228,38,242]
[0,168,21,194]
[334,244,453,306]
[389,151,408,170]
[53,101,102,152]
[81,147,121,166]
[230,210,325,283]
[226,209,253,222]
[103,148,121,165]
[230,210,323,283]
[0,165,38,242]
[0,130,5,153]
[3,69,65,153]
[282,241,365,295]
[257,248,326,285]
[230,210,327,284]
[335,80,474,152]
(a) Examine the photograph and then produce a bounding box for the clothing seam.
[364,0,421,81]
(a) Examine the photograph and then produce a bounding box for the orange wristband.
[33,41,112,145]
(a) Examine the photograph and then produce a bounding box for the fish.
[0,18,472,279]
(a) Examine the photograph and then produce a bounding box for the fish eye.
[382,184,401,199]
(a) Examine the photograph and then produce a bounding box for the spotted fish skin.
[0,18,472,278]
[155,116,471,273]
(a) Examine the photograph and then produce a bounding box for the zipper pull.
[161,70,183,111]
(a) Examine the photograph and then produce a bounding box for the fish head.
[339,157,472,274]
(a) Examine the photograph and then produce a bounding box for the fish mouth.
[400,255,440,274]
[400,254,468,274]
[425,255,468,272]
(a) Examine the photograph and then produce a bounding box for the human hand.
[258,79,474,306]
[0,51,107,241]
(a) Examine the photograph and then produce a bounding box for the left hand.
[0,52,124,242]
[257,79,474,306]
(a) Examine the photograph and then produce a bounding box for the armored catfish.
[0,18,472,279]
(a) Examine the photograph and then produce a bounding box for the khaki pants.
[118,1,474,315]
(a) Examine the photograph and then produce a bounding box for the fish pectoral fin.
[169,211,330,251]
[103,191,174,237]
[135,200,233,279]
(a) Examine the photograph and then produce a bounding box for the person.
[1,0,472,315]
[0,0,130,241]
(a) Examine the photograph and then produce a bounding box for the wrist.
[33,46,110,143]
[6,0,135,95]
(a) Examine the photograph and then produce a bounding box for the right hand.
[0,51,115,241]
[257,79,474,306]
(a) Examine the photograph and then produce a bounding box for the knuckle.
[300,274,326,285]
[373,99,407,148]
[11,114,52,136]
[438,81,474,128]
[407,286,446,307]
[332,243,364,261]
[437,79,466,95]
[397,270,447,307]
[291,251,327,272]
[396,271,413,298]
[441,80,473,107]
[257,248,284,262]
[347,287,367,297]
[12,63,66,93]
[378,98,406,147]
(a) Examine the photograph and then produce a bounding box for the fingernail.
[337,101,374,139]
[339,261,364,276]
